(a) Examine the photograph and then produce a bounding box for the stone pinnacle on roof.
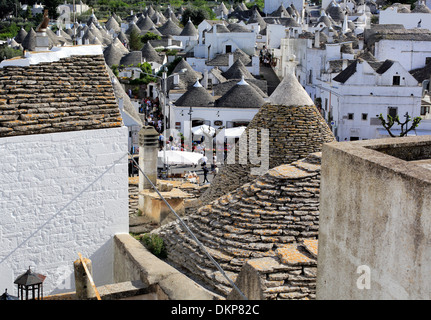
[269,73,314,106]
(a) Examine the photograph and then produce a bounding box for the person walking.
[202,165,210,184]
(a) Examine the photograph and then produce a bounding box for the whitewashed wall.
[374,39,431,71]
[0,127,129,297]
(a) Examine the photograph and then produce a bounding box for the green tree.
[141,31,161,44]
[129,28,142,51]
[0,44,22,61]
[181,7,213,26]
[377,112,421,137]
[0,0,19,19]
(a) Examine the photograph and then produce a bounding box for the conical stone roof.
[156,152,322,298]
[104,42,127,66]
[200,75,335,204]
[157,18,182,36]
[169,58,202,89]
[22,28,36,51]
[222,59,254,79]
[125,22,142,35]
[141,41,164,64]
[180,19,198,36]
[137,14,155,31]
[215,77,266,108]
[269,73,314,106]
[14,27,27,44]
[105,15,121,33]
[174,80,215,107]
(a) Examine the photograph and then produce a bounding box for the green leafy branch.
[377,112,421,137]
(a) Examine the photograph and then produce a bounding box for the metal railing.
[128,152,248,300]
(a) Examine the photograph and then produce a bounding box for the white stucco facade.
[379,6,431,30]
[0,126,129,297]
[323,60,423,141]
[374,39,431,71]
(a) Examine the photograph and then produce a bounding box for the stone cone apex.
[199,82,335,204]
[269,73,314,106]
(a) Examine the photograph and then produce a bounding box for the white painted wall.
[374,39,431,71]
[0,127,129,297]
[379,7,431,30]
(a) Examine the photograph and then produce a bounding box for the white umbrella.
[191,124,216,136]
[158,150,203,166]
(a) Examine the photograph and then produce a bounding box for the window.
[392,76,400,86]
[388,107,398,118]
[226,45,232,53]
[362,113,368,121]
[348,113,354,120]
[350,137,359,141]
[421,106,430,116]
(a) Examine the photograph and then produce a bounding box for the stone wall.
[200,104,334,205]
[316,136,431,299]
[156,153,322,298]
[113,234,222,300]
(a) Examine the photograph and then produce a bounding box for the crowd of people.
[260,45,275,67]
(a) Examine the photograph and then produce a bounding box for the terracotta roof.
[0,53,122,137]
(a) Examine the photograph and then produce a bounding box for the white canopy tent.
[157,150,203,167]
[191,124,216,137]
[215,126,246,141]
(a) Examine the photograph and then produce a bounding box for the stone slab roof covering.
[206,48,252,67]
[200,76,335,205]
[229,240,318,299]
[0,54,122,137]
[157,153,322,298]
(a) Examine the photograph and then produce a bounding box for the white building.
[194,20,256,60]
[379,3,431,30]
[367,27,431,71]
[0,46,130,296]
[324,59,423,140]
[170,79,266,140]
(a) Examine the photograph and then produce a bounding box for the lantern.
[14,267,46,300]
